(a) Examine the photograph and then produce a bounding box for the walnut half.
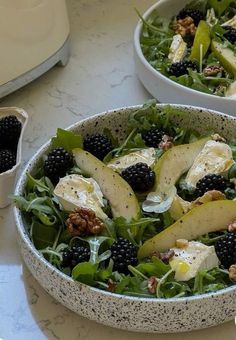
[203,65,224,77]
[229,264,236,281]
[65,207,104,236]
[173,17,196,37]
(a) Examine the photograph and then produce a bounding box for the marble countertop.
[0,0,235,339]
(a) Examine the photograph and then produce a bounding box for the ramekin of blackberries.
[0,108,28,208]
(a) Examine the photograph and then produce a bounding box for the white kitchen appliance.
[0,0,70,98]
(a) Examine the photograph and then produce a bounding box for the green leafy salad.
[138,0,236,97]
[13,101,236,298]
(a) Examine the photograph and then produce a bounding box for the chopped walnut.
[176,239,189,249]
[228,221,236,233]
[148,276,158,294]
[158,135,173,151]
[107,279,117,292]
[211,133,226,143]
[65,207,104,236]
[151,249,175,264]
[173,17,196,37]
[229,264,236,281]
[203,65,224,77]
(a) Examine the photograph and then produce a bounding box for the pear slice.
[142,137,210,213]
[190,21,211,63]
[211,40,236,76]
[138,200,236,258]
[73,148,140,221]
[152,137,209,194]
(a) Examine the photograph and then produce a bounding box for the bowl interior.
[17,103,236,218]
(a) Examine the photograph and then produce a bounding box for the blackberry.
[62,245,90,269]
[110,237,138,274]
[195,173,230,197]
[121,162,155,192]
[44,147,73,183]
[83,133,113,160]
[169,60,197,77]
[142,128,166,148]
[215,233,236,269]
[0,115,22,149]
[176,8,204,26]
[0,149,16,173]
[223,26,236,44]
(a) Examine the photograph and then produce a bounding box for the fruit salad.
[139,0,236,97]
[13,101,236,298]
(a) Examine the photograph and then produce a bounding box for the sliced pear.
[73,148,140,221]
[153,137,209,194]
[190,21,211,63]
[211,40,236,76]
[170,190,226,220]
[142,137,210,213]
[138,200,236,258]
[169,195,191,220]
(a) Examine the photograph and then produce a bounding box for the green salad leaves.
[13,101,235,299]
[139,0,236,97]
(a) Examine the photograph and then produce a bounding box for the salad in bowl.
[138,0,236,98]
[13,100,236,301]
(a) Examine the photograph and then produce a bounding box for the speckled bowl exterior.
[134,0,236,116]
[14,104,236,333]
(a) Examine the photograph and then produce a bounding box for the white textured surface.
[0,0,235,339]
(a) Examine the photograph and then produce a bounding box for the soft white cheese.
[170,241,219,281]
[53,174,107,220]
[168,34,187,63]
[107,148,156,173]
[185,140,234,187]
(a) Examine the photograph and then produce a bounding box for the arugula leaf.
[31,221,58,249]
[193,267,231,294]
[225,187,236,200]
[51,128,83,151]
[26,173,51,193]
[72,262,97,285]
[229,141,236,161]
[196,232,226,245]
[185,0,208,12]
[208,0,233,16]
[12,195,54,215]
[78,236,113,264]
[160,281,190,298]
[113,216,160,244]
[135,9,172,36]
[135,257,171,277]
[114,275,152,297]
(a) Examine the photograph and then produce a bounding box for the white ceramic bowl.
[134,0,236,116]
[0,107,28,208]
[14,104,236,333]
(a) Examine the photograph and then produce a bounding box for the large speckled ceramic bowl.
[134,0,236,116]
[14,104,236,333]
